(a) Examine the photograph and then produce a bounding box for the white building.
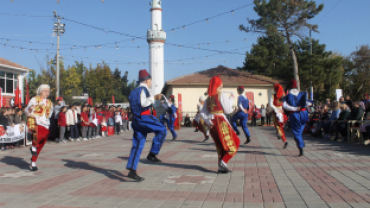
[0,57,29,107]
[147,0,166,95]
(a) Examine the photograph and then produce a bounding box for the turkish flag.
[112,95,115,104]
[14,88,19,107]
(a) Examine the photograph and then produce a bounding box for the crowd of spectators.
[0,100,133,151]
[305,95,370,144]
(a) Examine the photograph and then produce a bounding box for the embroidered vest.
[273,94,284,107]
[238,95,249,110]
[129,86,152,117]
[33,96,53,118]
[207,93,223,114]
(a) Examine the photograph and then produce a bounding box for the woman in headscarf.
[200,75,240,174]
[25,84,53,171]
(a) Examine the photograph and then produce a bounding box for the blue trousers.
[160,115,177,138]
[289,111,308,149]
[126,115,167,171]
[231,111,250,138]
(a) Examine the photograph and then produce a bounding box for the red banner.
[112,95,115,104]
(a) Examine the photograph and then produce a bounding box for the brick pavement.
[0,127,370,208]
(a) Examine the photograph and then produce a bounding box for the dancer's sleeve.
[25,98,36,117]
[140,89,154,107]
[270,95,278,112]
[221,93,234,114]
[283,101,299,111]
[200,100,213,126]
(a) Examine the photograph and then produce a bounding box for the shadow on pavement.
[0,156,30,170]
[62,159,128,182]
[118,157,215,173]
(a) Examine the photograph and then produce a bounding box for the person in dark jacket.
[184,114,191,127]
[0,108,9,151]
[332,104,351,141]
[338,101,364,141]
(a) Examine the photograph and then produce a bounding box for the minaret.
[147,0,166,95]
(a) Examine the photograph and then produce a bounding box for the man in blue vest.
[283,79,311,157]
[126,69,167,181]
[161,95,178,141]
[231,86,251,144]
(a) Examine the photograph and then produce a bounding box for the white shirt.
[200,93,234,126]
[139,83,154,108]
[25,97,54,129]
[283,89,313,111]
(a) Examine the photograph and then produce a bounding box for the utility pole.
[309,29,313,100]
[53,11,65,98]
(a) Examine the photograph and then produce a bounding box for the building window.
[0,71,18,94]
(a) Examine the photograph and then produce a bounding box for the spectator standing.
[115,111,122,134]
[21,106,27,123]
[101,115,108,138]
[6,108,14,127]
[260,105,266,126]
[266,104,272,126]
[14,109,23,124]
[121,109,128,132]
[251,105,257,126]
[80,106,90,141]
[66,105,79,142]
[95,106,103,138]
[57,106,67,143]
[88,107,98,140]
[184,114,191,127]
[0,108,8,151]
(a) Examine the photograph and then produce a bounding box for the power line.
[316,0,342,24]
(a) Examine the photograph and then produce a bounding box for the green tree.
[295,38,343,101]
[238,34,292,81]
[342,45,370,100]
[239,0,324,90]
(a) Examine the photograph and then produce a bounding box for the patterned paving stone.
[1,127,370,207]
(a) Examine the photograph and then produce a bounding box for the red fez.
[170,95,175,99]
[274,83,284,99]
[208,75,223,96]
[289,79,298,89]
[238,86,244,90]
[138,69,151,83]
[56,97,63,101]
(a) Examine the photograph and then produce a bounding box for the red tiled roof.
[0,57,30,71]
[166,65,280,86]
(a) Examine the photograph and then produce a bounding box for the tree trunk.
[286,34,300,91]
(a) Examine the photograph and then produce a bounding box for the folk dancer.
[126,69,167,181]
[193,95,210,141]
[283,79,312,156]
[270,83,289,149]
[161,95,178,141]
[230,86,251,144]
[200,75,240,174]
[26,84,53,171]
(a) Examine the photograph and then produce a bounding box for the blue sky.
[0,0,369,83]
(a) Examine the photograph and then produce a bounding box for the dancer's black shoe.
[203,137,209,142]
[194,129,199,132]
[283,142,288,149]
[171,137,177,141]
[244,137,250,144]
[128,170,145,182]
[147,153,162,163]
[235,131,240,136]
[299,148,304,157]
[217,169,230,174]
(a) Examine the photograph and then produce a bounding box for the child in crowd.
[115,111,122,134]
[14,109,23,124]
[121,109,127,132]
[101,115,108,138]
[57,106,67,143]
[80,106,90,141]
[89,107,98,140]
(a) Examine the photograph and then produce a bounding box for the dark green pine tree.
[239,35,292,82]
[295,38,343,101]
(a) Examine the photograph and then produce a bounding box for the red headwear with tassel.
[289,79,298,89]
[274,83,284,99]
[207,75,222,96]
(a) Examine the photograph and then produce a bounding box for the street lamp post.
[53,11,65,98]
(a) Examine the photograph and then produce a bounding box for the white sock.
[31,162,36,167]
[220,160,227,167]
[31,146,37,152]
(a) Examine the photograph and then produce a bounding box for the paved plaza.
[0,126,370,208]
